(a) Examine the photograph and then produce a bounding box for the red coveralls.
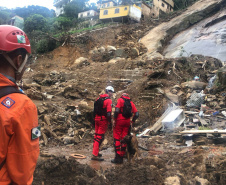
[114,95,137,157]
[92,94,112,156]
[0,74,40,185]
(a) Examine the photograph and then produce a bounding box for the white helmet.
[105,86,114,93]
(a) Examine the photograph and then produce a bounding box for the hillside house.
[152,0,174,17]
[141,1,154,20]
[97,0,117,9]
[78,10,99,19]
[8,16,24,30]
[53,0,72,17]
[99,3,142,23]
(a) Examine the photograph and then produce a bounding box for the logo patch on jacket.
[1,97,15,108]
[31,126,41,140]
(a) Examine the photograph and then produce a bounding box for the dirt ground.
[22,16,226,184]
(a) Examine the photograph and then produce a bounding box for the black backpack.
[94,96,110,116]
[122,98,132,118]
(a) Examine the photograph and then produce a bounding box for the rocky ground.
[21,2,226,184]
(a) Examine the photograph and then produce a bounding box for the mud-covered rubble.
[33,142,226,185]
[23,53,226,148]
[33,156,108,185]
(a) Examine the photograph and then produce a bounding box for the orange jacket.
[0,73,40,185]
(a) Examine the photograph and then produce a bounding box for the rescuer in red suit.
[91,86,114,161]
[111,93,139,164]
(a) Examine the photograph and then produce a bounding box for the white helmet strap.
[2,53,28,74]
[2,53,18,71]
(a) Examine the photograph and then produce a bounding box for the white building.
[78,10,99,19]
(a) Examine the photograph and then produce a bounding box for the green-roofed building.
[9,16,24,30]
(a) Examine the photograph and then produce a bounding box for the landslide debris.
[23,4,226,184]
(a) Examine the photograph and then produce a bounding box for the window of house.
[87,12,90,16]
[107,3,110,7]
[103,10,108,15]
[124,7,127,10]
[115,8,119,14]
[162,3,165,7]
[80,14,83,18]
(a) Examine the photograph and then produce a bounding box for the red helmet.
[121,93,129,97]
[0,25,31,53]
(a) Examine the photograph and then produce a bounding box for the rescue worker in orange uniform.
[0,25,40,185]
[91,86,114,161]
[111,93,139,164]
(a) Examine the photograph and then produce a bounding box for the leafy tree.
[55,16,72,30]
[24,14,47,33]
[173,0,198,10]
[86,3,98,11]
[0,9,12,25]
[14,5,55,20]
[63,0,89,18]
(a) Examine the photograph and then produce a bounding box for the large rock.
[195,176,211,185]
[115,48,128,58]
[107,45,116,52]
[98,46,105,53]
[130,47,139,59]
[71,57,90,69]
[164,176,180,185]
[108,57,125,64]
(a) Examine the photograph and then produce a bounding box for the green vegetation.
[198,126,211,130]
[0,9,11,24]
[173,0,198,10]
[24,14,47,33]
[0,0,100,54]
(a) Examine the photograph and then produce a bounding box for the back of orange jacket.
[0,74,40,185]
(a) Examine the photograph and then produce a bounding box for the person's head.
[121,93,129,98]
[0,25,31,82]
[105,86,114,97]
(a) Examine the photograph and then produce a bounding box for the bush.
[36,39,48,53]
[24,14,47,33]
[36,39,58,54]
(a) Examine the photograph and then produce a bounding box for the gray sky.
[0,0,97,10]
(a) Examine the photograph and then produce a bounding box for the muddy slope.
[141,0,226,57]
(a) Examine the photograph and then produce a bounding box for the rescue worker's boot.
[98,153,102,157]
[91,155,104,161]
[111,153,123,164]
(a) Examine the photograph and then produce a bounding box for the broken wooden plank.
[180,130,226,134]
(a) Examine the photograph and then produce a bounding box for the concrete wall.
[153,0,174,17]
[100,5,130,19]
[78,10,98,19]
[100,4,141,22]
[142,3,156,19]
[129,4,142,22]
